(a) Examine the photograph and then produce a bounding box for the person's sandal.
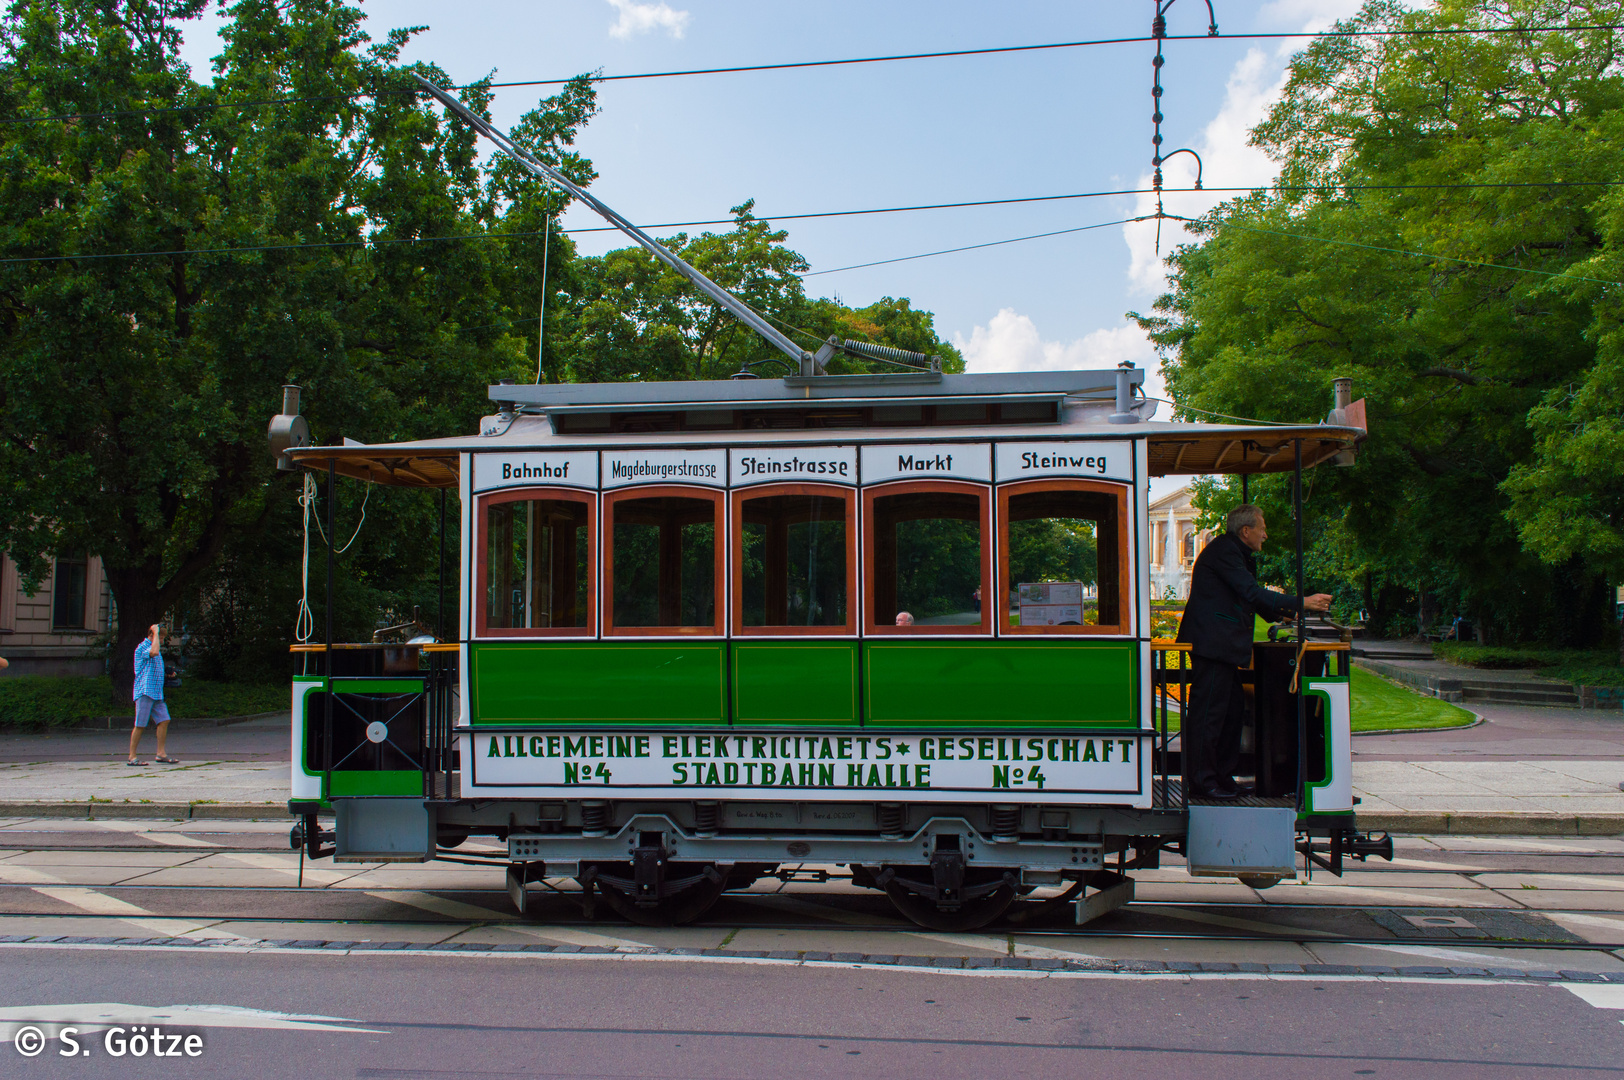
[127,759,149,766]
[155,756,179,764]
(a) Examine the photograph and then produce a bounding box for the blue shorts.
[134,696,171,728]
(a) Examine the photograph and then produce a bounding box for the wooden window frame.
[862,480,992,637]
[731,482,858,637]
[997,477,1132,637]
[604,485,726,637]
[51,553,88,631]
[475,487,597,639]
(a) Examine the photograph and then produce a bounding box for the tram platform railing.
[1151,639,1352,812]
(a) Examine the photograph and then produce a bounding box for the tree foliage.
[1135,0,1624,645]
[1,1,966,685]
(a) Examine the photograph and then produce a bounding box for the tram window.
[482,496,591,634]
[999,482,1126,633]
[866,486,989,633]
[737,490,851,632]
[609,493,721,632]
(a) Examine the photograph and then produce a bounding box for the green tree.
[1136,0,1624,644]
[554,202,964,382]
[0,0,597,691]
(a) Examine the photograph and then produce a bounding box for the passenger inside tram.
[870,489,985,628]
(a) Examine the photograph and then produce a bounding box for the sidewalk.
[1,709,1620,834]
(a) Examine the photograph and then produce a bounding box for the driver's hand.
[1304,593,1333,612]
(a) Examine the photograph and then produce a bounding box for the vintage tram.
[273,80,1389,931]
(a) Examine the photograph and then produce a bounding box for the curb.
[1358,810,1624,837]
[0,801,285,821]
[2,711,289,734]
[0,934,1619,984]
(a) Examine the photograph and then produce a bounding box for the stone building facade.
[0,554,112,676]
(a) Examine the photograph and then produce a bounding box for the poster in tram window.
[472,452,599,492]
[994,441,1133,484]
[860,443,992,484]
[600,448,727,489]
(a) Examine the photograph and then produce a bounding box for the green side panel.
[328,770,422,797]
[471,641,727,726]
[732,641,859,726]
[865,640,1137,727]
[331,678,424,695]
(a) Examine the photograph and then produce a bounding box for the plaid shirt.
[132,640,165,701]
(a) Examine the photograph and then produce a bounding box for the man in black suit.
[1176,504,1332,799]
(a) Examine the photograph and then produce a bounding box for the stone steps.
[1460,684,1579,707]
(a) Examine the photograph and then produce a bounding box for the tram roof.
[286,370,1364,488]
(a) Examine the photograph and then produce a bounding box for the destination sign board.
[730,446,857,487]
[465,728,1145,804]
[600,448,727,489]
[472,452,598,492]
[994,440,1133,484]
[860,443,992,485]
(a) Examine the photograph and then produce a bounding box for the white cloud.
[606,0,691,40]
[1122,0,1365,294]
[955,308,1167,401]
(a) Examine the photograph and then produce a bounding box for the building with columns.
[1148,485,1212,602]
[0,554,113,676]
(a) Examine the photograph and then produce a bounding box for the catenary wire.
[3,23,1620,125]
[7,177,1624,266]
[801,217,1143,276]
[1163,213,1624,288]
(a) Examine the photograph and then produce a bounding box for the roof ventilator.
[1108,361,1143,425]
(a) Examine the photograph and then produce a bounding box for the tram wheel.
[881,867,1018,931]
[1237,873,1284,890]
[588,862,728,926]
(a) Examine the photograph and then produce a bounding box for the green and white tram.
[271,79,1390,931]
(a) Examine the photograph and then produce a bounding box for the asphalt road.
[4,945,1624,1079]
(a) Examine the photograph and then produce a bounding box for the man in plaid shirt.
[128,623,178,765]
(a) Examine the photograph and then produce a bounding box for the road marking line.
[32,886,150,916]
[1285,885,1502,908]
[499,924,654,949]
[1562,984,1624,1010]
[0,864,65,884]
[748,892,909,927]
[0,1002,384,1038]
[902,931,1011,955]
[1338,941,1543,967]
[1542,911,1624,935]
[1387,856,1490,873]
[1495,873,1624,892]
[28,888,257,943]
[219,852,358,884]
[87,821,219,847]
[1013,942,1106,960]
[1135,905,1342,938]
[364,890,513,922]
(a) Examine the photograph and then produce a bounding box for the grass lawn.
[1152,666,1475,733]
[0,675,288,731]
[1350,668,1475,732]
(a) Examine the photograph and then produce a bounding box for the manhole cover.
[1403,915,1475,929]
[1371,908,1582,943]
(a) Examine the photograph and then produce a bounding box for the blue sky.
[178,0,1365,402]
